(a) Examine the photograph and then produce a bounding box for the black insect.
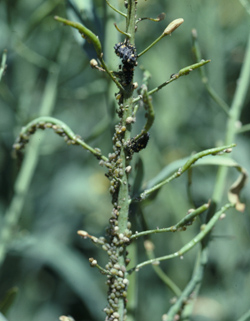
[114,42,137,65]
[126,133,150,156]
[114,42,137,85]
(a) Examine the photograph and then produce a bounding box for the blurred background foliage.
[0,0,250,320]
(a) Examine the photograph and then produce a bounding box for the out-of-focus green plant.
[0,1,250,321]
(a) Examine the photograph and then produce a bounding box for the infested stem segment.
[103,1,138,321]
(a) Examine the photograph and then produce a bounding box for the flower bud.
[90,59,98,68]
[163,18,184,36]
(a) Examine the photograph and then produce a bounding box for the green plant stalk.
[140,144,235,200]
[0,44,69,267]
[133,60,211,103]
[137,33,165,57]
[126,243,137,321]
[129,203,234,271]
[166,247,208,320]
[115,99,133,320]
[54,16,102,56]
[145,244,182,297]
[212,31,250,204]
[137,18,184,57]
[107,1,138,320]
[54,16,124,91]
[237,123,250,133]
[125,0,136,44]
[0,49,7,81]
[149,60,211,95]
[239,0,250,15]
[15,116,108,162]
[237,308,250,321]
[130,202,209,240]
[105,0,127,18]
[192,29,230,116]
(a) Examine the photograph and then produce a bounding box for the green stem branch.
[140,144,235,200]
[0,49,7,81]
[129,203,234,272]
[133,60,211,103]
[14,116,109,162]
[130,203,209,240]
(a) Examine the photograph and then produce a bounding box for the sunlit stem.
[140,143,235,200]
[137,33,165,58]
[133,60,211,104]
[130,203,209,240]
[106,0,127,17]
[54,16,102,56]
[0,49,7,81]
[114,23,131,37]
[128,203,234,272]
[192,29,230,116]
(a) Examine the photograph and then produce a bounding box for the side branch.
[133,60,211,103]
[0,49,7,81]
[13,116,109,162]
[130,202,209,240]
[192,29,230,116]
[54,16,123,91]
[128,203,234,272]
[54,16,102,56]
[139,144,235,200]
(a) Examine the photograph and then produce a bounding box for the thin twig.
[128,203,234,272]
[140,144,235,200]
[131,203,209,240]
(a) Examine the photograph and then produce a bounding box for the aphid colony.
[114,41,137,85]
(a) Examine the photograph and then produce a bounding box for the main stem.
[104,2,137,321]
